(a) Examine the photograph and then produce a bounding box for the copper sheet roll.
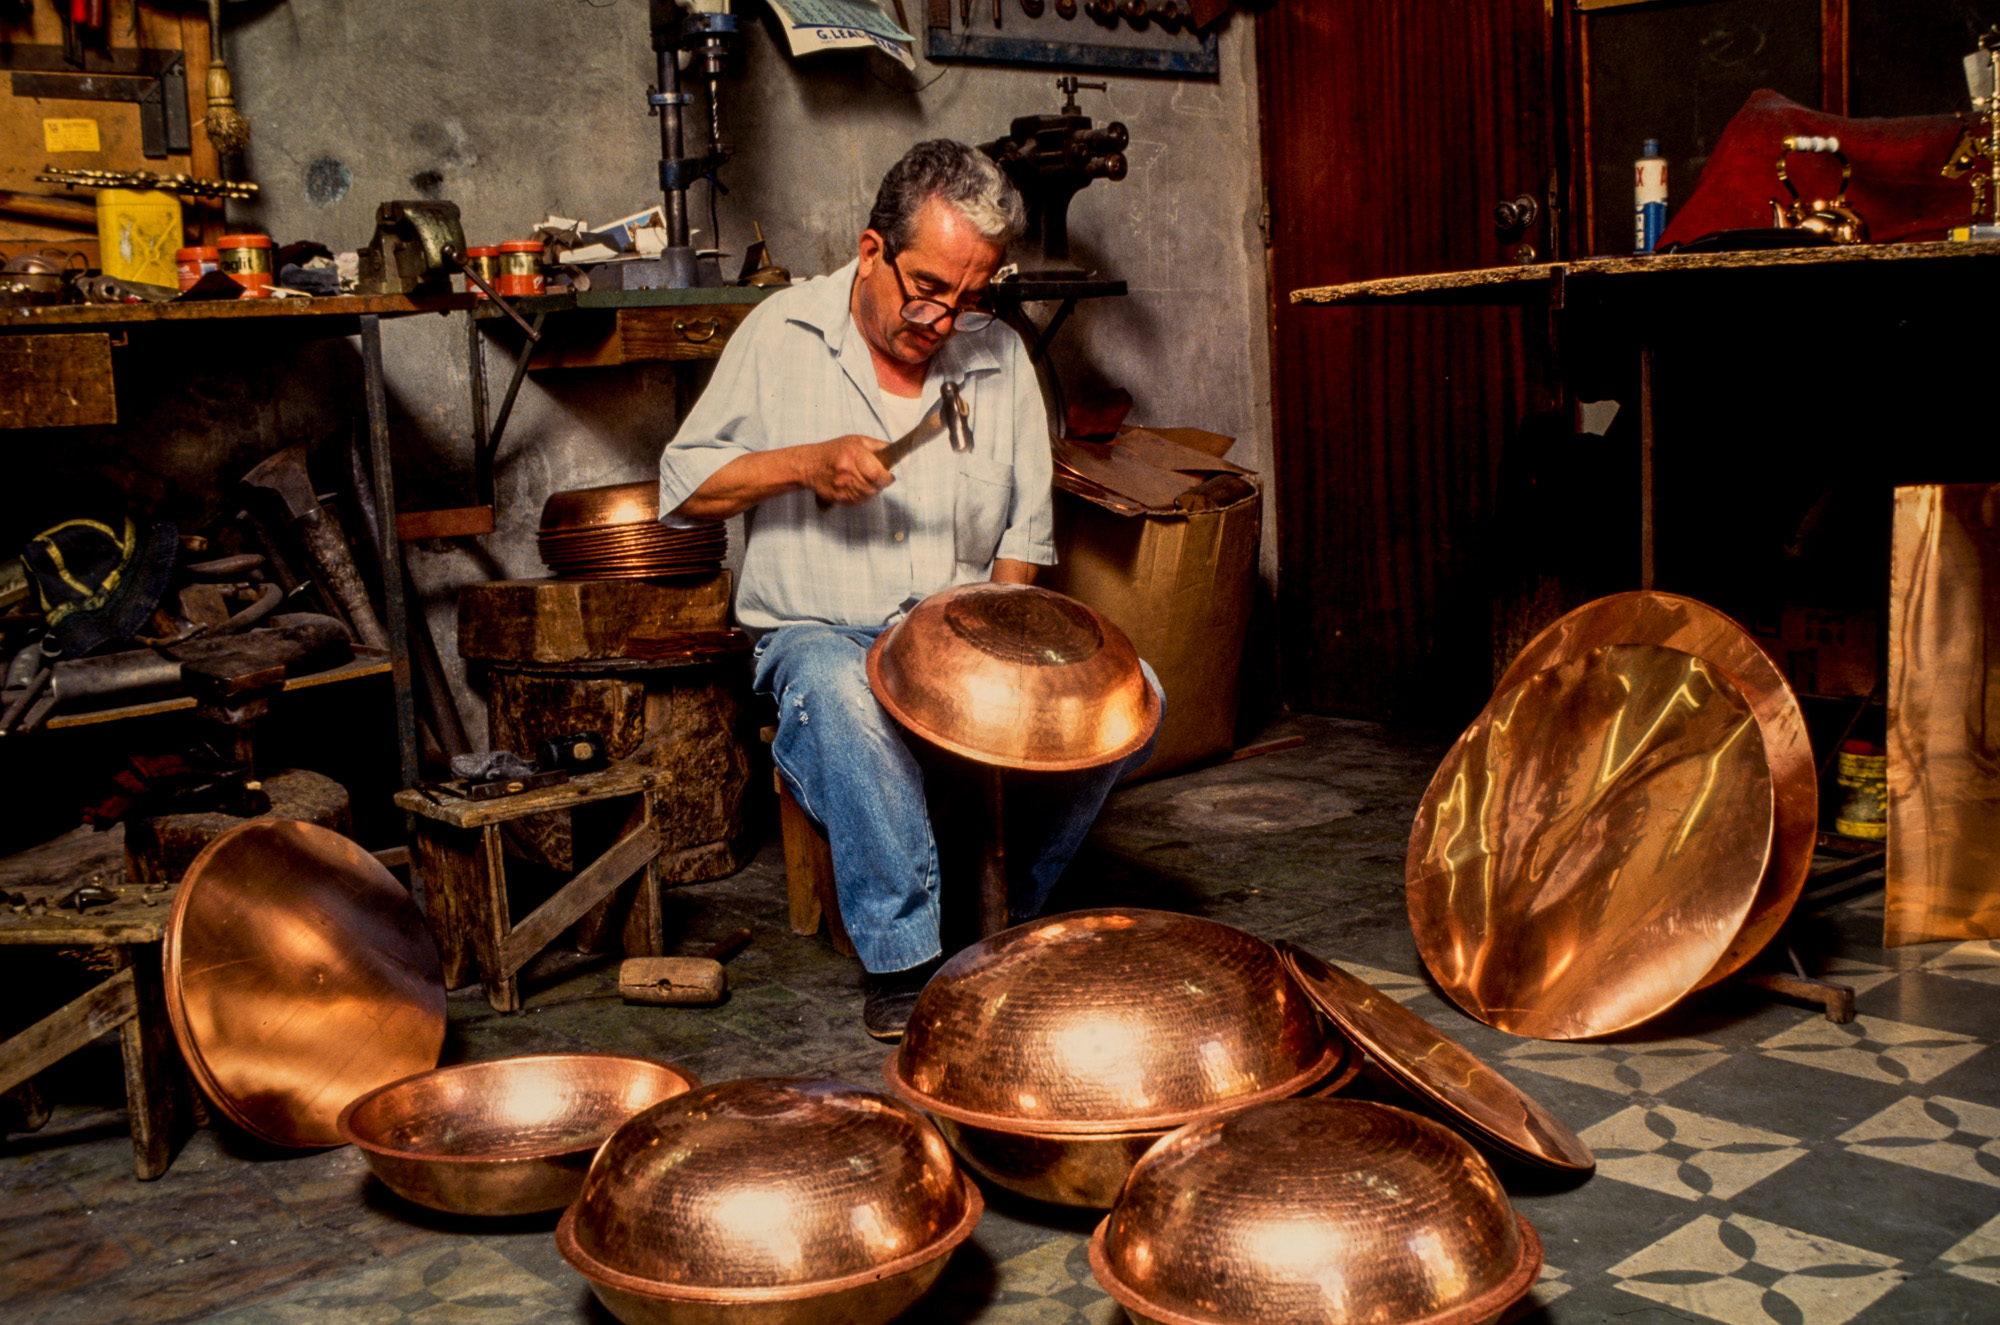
[1408,643,1775,1040]
[1495,591,1816,986]
[164,820,445,1147]
[1887,484,2000,946]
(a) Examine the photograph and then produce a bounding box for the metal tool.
[36,167,252,199]
[240,444,388,649]
[979,78,1129,280]
[354,200,465,296]
[642,0,738,289]
[879,379,972,468]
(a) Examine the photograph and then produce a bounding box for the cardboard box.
[1044,429,1260,780]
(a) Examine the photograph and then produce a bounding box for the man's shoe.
[862,958,942,1042]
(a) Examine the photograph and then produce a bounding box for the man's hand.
[803,435,894,506]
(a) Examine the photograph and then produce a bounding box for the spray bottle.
[1635,139,1668,254]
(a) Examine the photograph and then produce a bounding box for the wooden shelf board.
[45,648,391,730]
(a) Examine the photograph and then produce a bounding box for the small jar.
[175,245,220,292]
[463,245,501,299]
[217,233,274,297]
[496,240,544,297]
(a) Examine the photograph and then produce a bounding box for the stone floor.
[4,714,1998,1325]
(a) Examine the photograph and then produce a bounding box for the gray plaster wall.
[226,0,1271,745]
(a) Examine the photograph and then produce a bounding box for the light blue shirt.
[658,258,1055,632]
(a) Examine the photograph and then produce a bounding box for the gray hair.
[867,139,1025,256]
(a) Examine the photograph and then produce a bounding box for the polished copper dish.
[1407,644,1774,1041]
[1276,942,1593,1172]
[557,1078,981,1325]
[926,1047,1360,1209]
[1090,1099,1543,1325]
[540,480,661,533]
[336,1054,699,1216]
[886,909,1344,1135]
[867,582,1159,771]
[1495,591,1816,987]
[164,819,446,1148]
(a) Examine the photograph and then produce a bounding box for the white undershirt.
[875,385,929,444]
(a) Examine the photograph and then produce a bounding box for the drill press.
[979,77,1129,281]
[638,0,738,289]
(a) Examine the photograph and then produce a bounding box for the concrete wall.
[226,0,1272,744]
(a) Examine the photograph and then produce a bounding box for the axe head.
[240,443,319,520]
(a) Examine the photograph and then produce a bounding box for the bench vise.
[355,200,466,296]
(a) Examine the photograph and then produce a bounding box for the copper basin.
[885,909,1345,1135]
[539,481,660,533]
[336,1054,700,1216]
[866,582,1160,771]
[926,1046,1360,1209]
[1090,1098,1543,1325]
[556,1078,981,1325]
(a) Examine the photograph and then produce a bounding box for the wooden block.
[0,333,116,429]
[396,505,495,541]
[619,957,725,1005]
[458,575,731,664]
[124,769,353,888]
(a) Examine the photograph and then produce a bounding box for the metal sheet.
[1887,484,2000,947]
[1408,643,1774,1040]
[1494,591,1816,987]
[164,820,445,1148]
[1275,942,1592,1172]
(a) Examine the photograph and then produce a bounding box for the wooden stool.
[395,761,680,1012]
[766,724,855,958]
[0,768,350,1180]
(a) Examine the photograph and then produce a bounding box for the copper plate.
[1089,1098,1543,1325]
[540,481,660,533]
[164,819,446,1147]
[337,1053,699,1216]
[1495,591,1816,986]
[557,1077,980,1317]
[1275,942,1592,1172]
[867,582,1160,771]
[886,909,1343,1134]
[1408,643,1774,1040]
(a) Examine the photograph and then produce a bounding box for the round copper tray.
[1493,591,1816,988]
[1275,942,1593,1171]
[540,481,659,533]
[164,819,446,1147]
[537,526,722,549]
[1407,643,1775,1040]
[866,583,1160,772]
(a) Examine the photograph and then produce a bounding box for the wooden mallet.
[620,928,753,1006]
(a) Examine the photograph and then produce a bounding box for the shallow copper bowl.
[336,1054,700,1216]
[540,481,661,533]
[1090,1099,1543,1325]
[867,582,1160,771]
[886,909,1344,1135]
[557,1078,981,1325]
[926,1044,1361,1209]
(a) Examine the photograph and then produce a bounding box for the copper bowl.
[336,1054,700,1216]
[1090,1099,1543,1325]
[540,480,660,533]
[926,1047,1360,1209]
[556,1078,982,1325]
[886,910,1345,1137]
[866,582,1160,771]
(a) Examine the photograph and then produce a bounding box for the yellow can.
[95,188,184,288]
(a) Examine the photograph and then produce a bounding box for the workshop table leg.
[622,795,666,959]
[361,313,422,845]
[113,944,178,1180]
[410,817,512,1002]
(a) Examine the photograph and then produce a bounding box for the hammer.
[817,380,972,510]
[240,443,388,650]
[619,928,753,1006]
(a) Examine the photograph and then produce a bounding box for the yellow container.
[95,189,184,287]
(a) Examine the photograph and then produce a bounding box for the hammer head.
[941,381,973,454]
[239,443,319,520]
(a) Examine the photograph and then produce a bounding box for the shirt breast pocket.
[953,458,1014,570]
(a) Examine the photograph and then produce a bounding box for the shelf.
[0,293,473,332]
[44,647,391,730]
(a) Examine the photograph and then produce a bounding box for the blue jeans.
[755,624,1162,974]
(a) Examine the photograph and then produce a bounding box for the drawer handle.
[675,316,721,343]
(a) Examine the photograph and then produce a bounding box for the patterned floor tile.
[937,1235,1121,1325]
[1609,1213,1904,1325]
[1499,1264,1570,1322]
[1502,1036,1730,1096]
[1756,1014,1985,1087]
[1581,1104,1806,1202]
[1815,957,1900,997]
[1938,1212,2000,1288]
[199,1241,567,1325]
[1838,1095,2000,1190]
[1916,940,2000,987]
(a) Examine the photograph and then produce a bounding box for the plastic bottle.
[1634,139,1668,254]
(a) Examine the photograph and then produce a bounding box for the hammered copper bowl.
[888,909,1343,1137]
[866,582,1160,771]
[556,1078,982,1325]
[1091,1099,1544,1325]
[337,1054,700,1217]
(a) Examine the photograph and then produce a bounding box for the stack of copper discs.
[537,481,725,581]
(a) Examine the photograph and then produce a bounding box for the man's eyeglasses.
[886,252,995,333]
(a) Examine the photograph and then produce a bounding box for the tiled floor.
[3,714,1996,1325]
